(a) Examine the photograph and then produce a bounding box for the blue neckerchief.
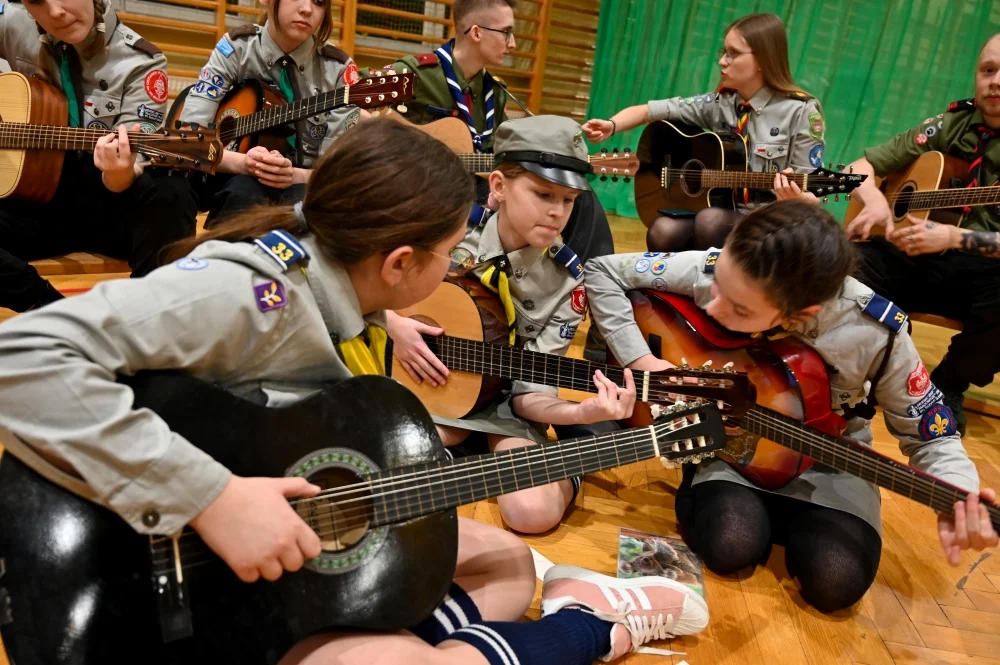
[433,40,495,153]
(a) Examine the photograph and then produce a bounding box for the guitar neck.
[224,88,349,143]
[740,406,1000,527]
[456,153,608,174]
[367,409,715,526]
[905,186,1000,211]
[0,123,151,153]
[698,170,808,190]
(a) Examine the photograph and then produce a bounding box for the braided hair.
[725,200,856,316]
[34,0,108,83]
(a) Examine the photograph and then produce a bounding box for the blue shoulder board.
[0,4,5,15]
[215,37,235,57]
[861,292,908,332]
[468,202,491,227]
[254,230,309,271]
[548,243,583,279]
[703,250,720,273]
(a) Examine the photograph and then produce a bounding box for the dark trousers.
[0,156,198,312]
[202,174,307,229]
[855,238,1000,390]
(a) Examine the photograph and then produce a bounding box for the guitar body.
[620,291,846,489]
[0,373,456,664]
[393,279,509,418]
[844,151,971,231]
[0,72,69,204]
[634,121,747,227]
[167,80,292,155]
[371,108,475,154]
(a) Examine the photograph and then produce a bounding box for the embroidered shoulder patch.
[549,243,583,278]
[703,250,720,273]
[860,292,908,332]
[918,404,957,440]
[215,37,235,58]
[254,281,287,312]
[414,53,438,67]
[570,285,588,314]
[254,230,309,271]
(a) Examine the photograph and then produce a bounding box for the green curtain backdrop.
[585,0,1000,220]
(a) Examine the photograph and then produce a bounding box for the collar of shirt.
[260,23,316,71]
[444,42,487,97]
[300,236,386,341]
[742,85,775,115]
[475,212,547,275]
[789,276,865,340]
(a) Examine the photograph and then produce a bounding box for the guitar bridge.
[151,535,193,642]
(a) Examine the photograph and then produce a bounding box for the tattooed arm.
[890,219,1000,258]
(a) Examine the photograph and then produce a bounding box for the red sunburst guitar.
[617,289,1000,526]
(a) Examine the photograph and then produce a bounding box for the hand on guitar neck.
[940,487,999,566]
[94,123,142,193]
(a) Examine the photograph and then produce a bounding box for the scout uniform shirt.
[584,250,980,534]
[180,23,361,168]
[0,230,387,536]
[385,40,509,150]
[0,0,169,133]
[436,211,586,442]
[648,86,826,180]
[865,98,1000,233]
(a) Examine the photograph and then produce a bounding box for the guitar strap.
[434,40,495,153]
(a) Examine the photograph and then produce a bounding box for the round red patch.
[343,62,361,86]
[914,133,927,145]
[144,70,168,104]
[570,285,588,315]
[907,362,930,396]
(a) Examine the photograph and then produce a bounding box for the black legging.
[646,208,742,253]
[675,469,882,613]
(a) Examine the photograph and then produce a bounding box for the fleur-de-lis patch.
[254,281,287,312]
[918,404,957,440]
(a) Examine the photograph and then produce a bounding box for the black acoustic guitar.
[0,372,729,664]
[632,120,868,227]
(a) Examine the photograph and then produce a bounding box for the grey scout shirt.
[0,234,386,536]
[648,86,826,177]
[452,212,586,397]
[585,250,979,533]
[0,1,169,133]
[180,23,360,168]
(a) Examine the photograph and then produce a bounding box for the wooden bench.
[31,253,130,276]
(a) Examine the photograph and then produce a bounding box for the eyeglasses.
[465,25,515,45]
[428,247,476,277]
[717,47,753,64]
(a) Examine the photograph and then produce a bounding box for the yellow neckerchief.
[479,258,517,346]
[339,324,389,376]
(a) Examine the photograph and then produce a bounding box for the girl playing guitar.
[585,200,997,613]
[0,0,197,312]
[179,0,365,226]
[0,119,706,663]
[583,13,825,253]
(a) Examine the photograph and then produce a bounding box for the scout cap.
[493,115,592,191]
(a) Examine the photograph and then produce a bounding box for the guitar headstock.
[646,400,727,467]
[139,125,223,174]
[805,164,868,200]
[644,364,756,417]
[346,72,416,110]
[589,147,639,183]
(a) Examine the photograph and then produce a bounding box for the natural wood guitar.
[373,110,639,180]
[843,150,991,231]
[165,73,414,155]
[392,279,752,419]
[0,72,223,204]
[633,120,867,227]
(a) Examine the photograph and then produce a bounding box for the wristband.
[610,118,617,136]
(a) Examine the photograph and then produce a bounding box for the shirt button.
[808,330,819,339]
[299,66,305,72]
[142,509,161,528]
[514,268,525,279]
[267,60,273,67]
[523,299,535,310]
[525,325,535,333]
[478,254,486,262]
[99,79,109,91]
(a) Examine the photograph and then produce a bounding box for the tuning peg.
[174,120,182,130]
[849,165,854,173]
[823,196,829,204]
[600,175,607,182]
[624,147,631,154]
[624,177,631,183]
[189,122,200,130]
[837,163,845,170]
[834,194,840,202]
[723,361,735,371]
[680,357,690,368]
[701,360,713,368]
[611,175,619,182]
[207,122,216,130]
[601,147,608,154]
[845,193,852,201]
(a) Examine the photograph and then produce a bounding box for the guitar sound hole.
[301,467,372,553]
[893,184,915,220]
[680,159,705,196]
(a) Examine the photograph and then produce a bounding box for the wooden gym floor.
[1,215,999,664]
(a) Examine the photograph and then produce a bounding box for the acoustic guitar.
[632,120,867,227]
[843,150,993,231]
[620,289,1000,528]
[373,110,640,181]
[392,278,752,419]
[0,371,727,663]
[0,72,223,204]
[165,72,414,155]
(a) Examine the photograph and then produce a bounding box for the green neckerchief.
[278,66,297,150]
[59,48,81,128]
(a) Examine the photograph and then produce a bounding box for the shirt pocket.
[83,92,124,130]
[748,140,790,172]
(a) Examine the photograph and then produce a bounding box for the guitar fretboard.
[457,153,631,176]
[738,406,1000,526]
[904,186,1000,211]
[225,88,349,143]
[0,123,151,152]
[660,167,858,194]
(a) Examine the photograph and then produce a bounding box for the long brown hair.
[726,201,855,317]
[727,13,807,97]
[166,119,475,265]
[262,0,334,46]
